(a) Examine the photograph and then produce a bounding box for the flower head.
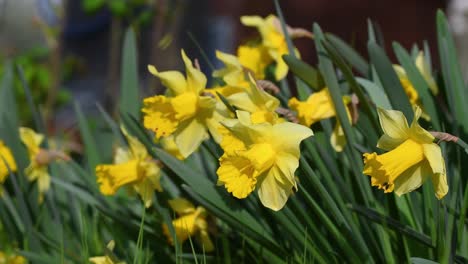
[142,50,227,158]
[240,14,311,81]
[20,127,69,202]
[96,130,162,207]
[363,107,448,199]
[217,111,313,210]
[0,140,17,184]
[162,198,214,252]
[288,88,351,152]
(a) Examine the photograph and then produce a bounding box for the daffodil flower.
[237,45,272,80]
[288,88,351,152]
[217,111,313,211]
[96,130,162,207]
[393,52,439,112]
[20,127,69,202]
[0,140,17,184]
[142,50,228,158]
[240,14,311,81]
[89,240,126,264]
[363,107,448,199]
[162,198,214,252]
[227,75,281,125]
[0,251,26,264]
[212,50,250,90]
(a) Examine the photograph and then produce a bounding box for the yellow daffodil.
[288,88,351,152]
[162,198,214,252]
[393,51,439,111]
[212,50,250,90]
[0,251,26,264]
[89,240,126,264]
[217,111,313,210]
[227,75,281,125]
[237,45,272,80]
[240,15,311,81]
[363,107,448,199]
[142,50,227,158]
[20,127,69,202]
[0,140,17,184]
[96,130,162,207]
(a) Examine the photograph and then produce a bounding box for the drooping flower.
[217,111,313,210]
[362,107,448,199]
[0,140,17,184]
[20,127,69,202]
[89,240,126,264]
[162,198,214,252]
[288,88,351,152]
[96,130,162,207]
[142,50,228,158]
[240,14,312,81]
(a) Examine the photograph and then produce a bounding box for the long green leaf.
[119,28,140,119]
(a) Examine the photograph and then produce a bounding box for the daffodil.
[363,107,448,199]
[212,50,250,90]
[393,52,439,111]
[20,127,69,202]
[237,45,272,80]
[89,240,126,264]
[227,75,281,125]
[96,130,162,207]
[240,14,311,81]
[162,198,214,252]
[0,140,17,184]
[142,50,228,158]
[288,88,351,152]
[0,251,26,264]
[217,111,313,210]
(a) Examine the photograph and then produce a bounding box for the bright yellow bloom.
[227,75,281,125]
[20,127,69,202]
[0,140,17,184]
[162,198,214,252]
[212,50,250,89]
[237,45,272,80]
[217,111,313,210]
[89,240,126,264]
[0,251,26,264]
[363,107,448,199]
[241,15,311,81]
[96,130,162,207]
[142,50,227,158]
[288,88,351,152]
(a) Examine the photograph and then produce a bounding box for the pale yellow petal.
[240,16,264,27]
[393,65,407,79]
[174,119,208,158]
[147,65,187,95]
[423,143,445,175]
[181,50,207,94]
[409,106,434,144]
[330,122,346,152]
[274,55,288,80]
[19,127,44,154]
[393,161,431,196]
[431,170,448,199]
[271,122,313,157]
[274,153,299,187]
[257,166,293,211]
[377,134,406,151]
[0,141,17,182]
[415,51,439,95]
[377,108,409,141]
[198,229,214,252]
[168,198,195,214]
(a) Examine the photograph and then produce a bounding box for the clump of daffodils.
[362,107,448,199]
[95,129,163,208]
[162,198,214,252]
[0,140,16,184]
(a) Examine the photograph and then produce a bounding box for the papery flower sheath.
[162,198,214,252]
[0,140,17,184]
[217,111,313,211]
[142,50,228,158]
[363,107,448,199]
[96,130,162,207]
[288,88,351,152]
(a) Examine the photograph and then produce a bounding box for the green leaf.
[120,28,140,119]
[368,42,413,120]
[282,55,322,92]
[325,33,369,76]
[355,77,391,109]
[74,103,102,170]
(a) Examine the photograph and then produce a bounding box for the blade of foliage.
[282,55,322,91]
[325,33,369,76]
[74,103,102,170]
[119,28,140,119]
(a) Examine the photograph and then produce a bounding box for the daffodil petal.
[168,198,196,214]
[410,106,434,144]
[257,166,293,211]
[274,56,289,80]
[240,16,264,27]
[330,122,346,152]
[393,161,431,196]
[147,65,187,95]
[181,50,207,94]
[415,51,439,95]
[377,134,406,151]
[377,108,409,140]
[423,143,445,175]
[197,229,215,252]
[392,65,407,79]
[431,170,448,199]
[275,153,299,187]
[174,119,208,158]
[271,122,313,157]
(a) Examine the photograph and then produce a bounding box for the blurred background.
[0,0,458,133]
